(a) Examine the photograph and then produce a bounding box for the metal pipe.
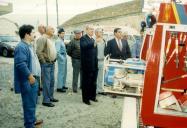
[45,0,48,26]
[56,0,59,27]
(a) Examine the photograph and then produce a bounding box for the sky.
[0,0,132,28]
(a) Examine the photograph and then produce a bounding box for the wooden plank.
[121,97,137,128]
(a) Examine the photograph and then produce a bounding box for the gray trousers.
[72,58,81,91]
[97,60,104,93]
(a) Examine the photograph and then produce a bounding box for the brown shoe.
[34,119,43,126]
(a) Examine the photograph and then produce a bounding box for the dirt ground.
[0,88,124,128]
[0,56,124,128]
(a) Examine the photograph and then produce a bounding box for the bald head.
[46,26,55,37]
[38,24,46,35]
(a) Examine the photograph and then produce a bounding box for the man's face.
[38,26,45,35]
[28,30,35,42]
[123,34,128,40]
[86,27,94,37]
[75,32,82,39]
[59,32,65,38]
[95,31,103,38]
[114,29,123,39]
[46,27,55,37]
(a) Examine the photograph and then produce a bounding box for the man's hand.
[28,74,35,85]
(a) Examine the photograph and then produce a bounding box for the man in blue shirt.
[56,28,68,92]
[14,25,43,128]
[132,30,144,58]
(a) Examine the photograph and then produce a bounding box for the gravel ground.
[0,88,124,128]
[0,56,124,128]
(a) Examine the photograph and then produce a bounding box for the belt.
[98,58,104,61]
[72,57,80,60]
[46,59,56,64]
[33,75,40,80]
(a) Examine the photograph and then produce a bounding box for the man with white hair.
[80,25,98,105]
[36,26,58,107]
[95,28,106,95]
[38,24,46,35]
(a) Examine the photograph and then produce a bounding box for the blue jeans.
[72,58,81,91]
[21,80,38,128]
[41,63,55,103]
[57,56,67,89]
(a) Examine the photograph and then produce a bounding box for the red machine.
[141,1,187,128]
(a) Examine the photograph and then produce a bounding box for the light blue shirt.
[97,40,105,60]
[29,45,41,76]
[55,38,67,61]
[132,36,143,58]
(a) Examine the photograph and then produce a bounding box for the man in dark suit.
[104,28,131,59]
[80,25,98,105]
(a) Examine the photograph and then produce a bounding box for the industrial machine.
[141,1,187,128]
[103,55,145,128]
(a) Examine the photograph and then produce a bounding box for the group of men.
[14,24,142,127]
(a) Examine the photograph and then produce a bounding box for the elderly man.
[95,28,106,95]
[36,26,58,107]
[35,24,46,95]
[67,29,82,93]
[38,24,46,35]
[80,25,98,105]
[14,25,43,128]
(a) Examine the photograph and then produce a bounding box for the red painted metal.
[141,2,187,128]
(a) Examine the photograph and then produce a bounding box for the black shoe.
[38,91,41,96]
[10,88,13,91]
[111,94,117,98]
[90,99,98,102]
[57,88,66,93]
[63,86,68,89]
[39,87,43,91]
[83,101,91,105]
[42,102,55,107]
[98,92,107,95]
[73,90,77,93]
[50,98,59,102]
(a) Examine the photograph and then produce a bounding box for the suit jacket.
[104,38,131,60]
[14,41,32,94]
[80,34,98,72]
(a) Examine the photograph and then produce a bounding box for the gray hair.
[95,28,103,32]
[85,24,94,30]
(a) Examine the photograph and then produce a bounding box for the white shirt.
[115,37,122,51]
